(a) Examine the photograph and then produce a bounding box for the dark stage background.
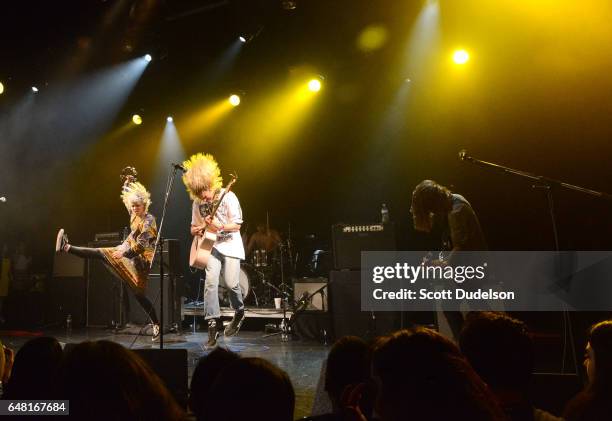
[1,0,612,280]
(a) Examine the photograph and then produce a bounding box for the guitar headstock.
[226,172,238,191]
[120,166,138,185]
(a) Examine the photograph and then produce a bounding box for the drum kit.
[213,217,333,312]
[218,241,294,308]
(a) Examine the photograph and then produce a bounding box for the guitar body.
[189,231,217,269]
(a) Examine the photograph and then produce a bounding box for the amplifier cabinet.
[150,239,181,277]
[332,223,396,270]
[86,240,121,327]
[329,270,400,340]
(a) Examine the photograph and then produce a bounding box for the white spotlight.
[239,36,247,43]
[229,94,241,106]
[167,116,173,122]
[31,86,39,93]
[144,54,152,62]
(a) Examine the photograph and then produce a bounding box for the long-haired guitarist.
[55,175,160,341]
[182,153,245,347]
[410,179,487,340]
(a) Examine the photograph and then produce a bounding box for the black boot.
[224,309,245,337]
[207,319,221,347]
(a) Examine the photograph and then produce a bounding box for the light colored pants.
[204,249,244,320]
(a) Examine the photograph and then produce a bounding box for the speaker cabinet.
[49,277,87,328]
[86,239,183,328]
[329,270,400,340]
[150,239,181,277]
[53,252,85,278]
[134,349,188,408]
[86,240,121,328]
[127,274,182,327]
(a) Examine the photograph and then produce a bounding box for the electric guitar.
[189,175,237,269]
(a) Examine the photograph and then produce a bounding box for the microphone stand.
[150,164,181,349]
[459,150,612,374]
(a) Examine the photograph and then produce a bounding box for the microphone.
[171,163,186,172]
[0,197,6,203]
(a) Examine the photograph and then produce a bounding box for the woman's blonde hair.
[181,153,223,201]
[121,181,152,212]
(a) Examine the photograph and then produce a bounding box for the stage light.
[357,24,388,52]
[308,78,322,92]
[167,116,173,122]
[0,82,4,94]
[239,36,246,43]
[282,0,297,10]
[132,114,142,125]
[452,49,469,64]
[31,86,39,93]
[229,94,241,106]
[144,54,152,62]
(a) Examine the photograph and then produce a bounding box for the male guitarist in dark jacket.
[410,179,488,340]
[182,153,245,347]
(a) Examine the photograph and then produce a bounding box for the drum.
[253,249,268,267]
[219,265,250,303]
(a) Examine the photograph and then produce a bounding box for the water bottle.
[322,328,329,346]
[66,314,72,337]
[381,203,390,224]
[280,319,289,342]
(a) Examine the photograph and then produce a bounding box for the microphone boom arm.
[458,150,612,201]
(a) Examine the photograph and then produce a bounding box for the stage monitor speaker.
[134,349,188,408]
[329,270,400,340]
[332,223,396,270]
[293,277,328,311]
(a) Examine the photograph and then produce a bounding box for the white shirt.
[191,190,245,260]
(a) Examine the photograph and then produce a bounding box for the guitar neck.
[206,178,236,220]
[208,190,228,218]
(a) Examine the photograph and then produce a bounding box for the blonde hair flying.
[121,181,152,212]
[182,153,223,201]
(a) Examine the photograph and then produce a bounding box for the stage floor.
[0,327,328,419]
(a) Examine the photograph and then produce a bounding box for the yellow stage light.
[452,49,469,65]
[0,82,3,94]
[308,79,322,92]
[357,25,388,52]
[132,114,142,125]
[229,94,241,106]
[182,98,233,141]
